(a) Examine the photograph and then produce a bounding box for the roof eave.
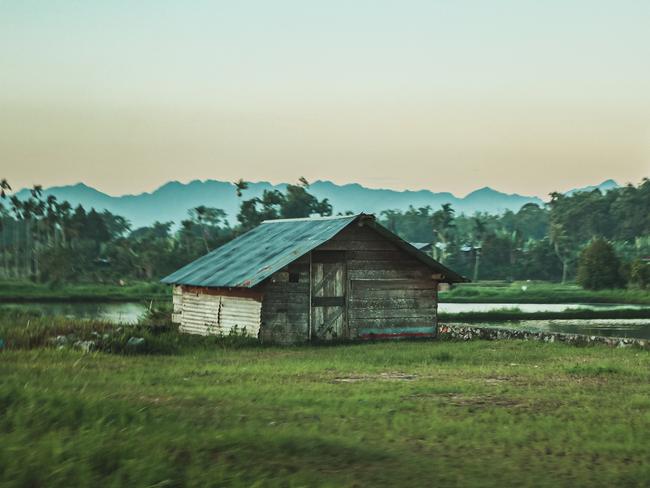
[365,220,470,284]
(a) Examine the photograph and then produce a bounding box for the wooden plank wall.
[259,255,310,344]
[318,223,437,339]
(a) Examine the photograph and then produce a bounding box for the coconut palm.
[471,216,487,282]
[0,179,11,277]
[233,179,249,198]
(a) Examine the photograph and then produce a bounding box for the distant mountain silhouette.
[564,179,619,196]
[13,179,616,229]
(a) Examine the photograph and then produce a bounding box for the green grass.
[441,281,650,305]
[0,280,169,303]
[1,315,650,486]
[438,307,650,322]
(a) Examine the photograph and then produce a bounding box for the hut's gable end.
[260,255,310,344]
[174,286,262,337]
[317,223,438,339]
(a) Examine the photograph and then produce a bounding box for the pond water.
[1,302,147,325]
[438,302,649,313]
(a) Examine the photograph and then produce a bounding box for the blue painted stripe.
[358,326,436,336]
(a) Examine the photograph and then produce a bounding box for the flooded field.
[438,302,649,313]
[1,302,147,324]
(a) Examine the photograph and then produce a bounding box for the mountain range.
[14,179,618,229]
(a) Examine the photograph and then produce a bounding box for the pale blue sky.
[1,1,649,196]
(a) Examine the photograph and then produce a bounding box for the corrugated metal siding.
[176,290,261,337]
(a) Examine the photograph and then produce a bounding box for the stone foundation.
[438,324,649,350]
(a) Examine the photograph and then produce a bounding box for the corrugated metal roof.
[161,213,469,288]
[161,214,360,288]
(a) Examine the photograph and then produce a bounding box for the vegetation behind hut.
[1,177,649,290]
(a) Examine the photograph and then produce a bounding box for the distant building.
[409,242,433,253]
[162,214,468,344]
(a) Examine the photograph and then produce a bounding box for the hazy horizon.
[2,1,649,198]
[7,176,625,201]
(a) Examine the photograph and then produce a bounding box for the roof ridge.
[261,214,364,224]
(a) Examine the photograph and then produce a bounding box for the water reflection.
[438,302,648,313]
[2,302,147,324]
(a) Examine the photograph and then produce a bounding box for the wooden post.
[308,251,312,342]
[433,281,439,337]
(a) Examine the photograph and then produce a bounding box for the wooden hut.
[161,214,468,344]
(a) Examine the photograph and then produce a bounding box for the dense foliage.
[1,177,649,287]
[576,239,625,290]
[0,178,331,284]
[380,179,650,284]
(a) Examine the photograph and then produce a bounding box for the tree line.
[378,179,650,287]
[1,177,649,288]
[0,178,332,284]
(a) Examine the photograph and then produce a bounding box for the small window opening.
[289,273,300,283]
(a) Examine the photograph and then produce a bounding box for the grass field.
[441,282,650,305]
[0,280,169,303]
[2,316,650,486]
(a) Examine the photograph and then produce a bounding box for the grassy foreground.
[1,326,650,486]
[441,282,650,305]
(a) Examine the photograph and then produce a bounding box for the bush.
[630,259,650,289]
[576,238,626,290]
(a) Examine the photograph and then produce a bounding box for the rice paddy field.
[1,314,650,487]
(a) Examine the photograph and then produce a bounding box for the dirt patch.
[406,391,538,410]
[483,377,510,386]
[331,372,418,383]
[443,393,523,409]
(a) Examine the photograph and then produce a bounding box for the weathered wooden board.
[346,259,422,270]
[350,279,436,290]
[349,309,436,320]
[317,240,398,251]
[348,269,430,280]
[349,317,436,328]
[349,297,434,309]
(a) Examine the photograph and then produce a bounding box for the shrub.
[576,238,626,290]
[630,259,650,289]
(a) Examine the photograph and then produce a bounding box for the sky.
[1,0,649,198]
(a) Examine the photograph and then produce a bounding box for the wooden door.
[311,251,346,340]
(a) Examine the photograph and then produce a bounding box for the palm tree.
[45,195,59,247]
[0,179,11,199]
[29,186,45,280]
[233,179,249,198]
[380,210,401,233]
[432,203,455,262]
[549,222,571,284]
[9,196,22,277]
[472,216,487,282]
[58,200,72,247]
[0,179,12,277]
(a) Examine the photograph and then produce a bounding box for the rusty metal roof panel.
[161,214,360,288]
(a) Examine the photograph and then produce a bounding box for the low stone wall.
[438,324,649,350]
